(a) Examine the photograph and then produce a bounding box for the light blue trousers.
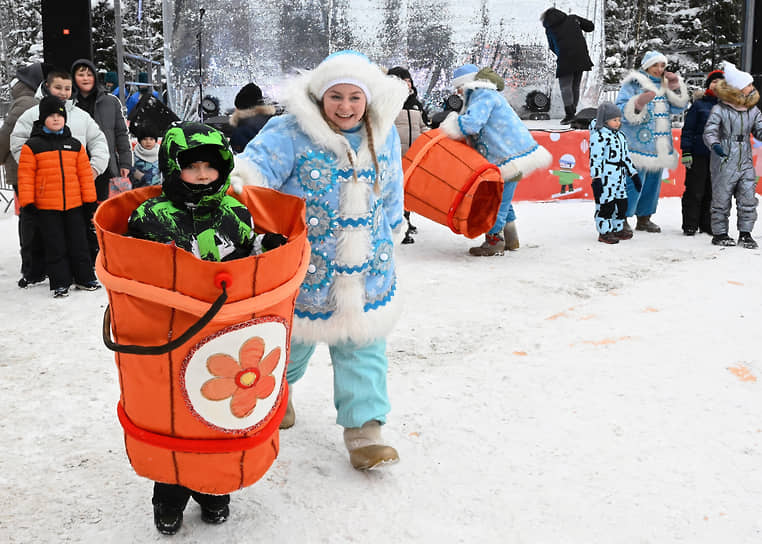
[626,169,662,217]
[487,180,518,235]
[287,338,390,428]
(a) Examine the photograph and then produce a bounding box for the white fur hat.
[307,50,383,105]
[641,51,668,70]
[722,61,754,90]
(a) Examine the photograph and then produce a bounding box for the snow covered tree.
[0,0,43,101]
[91,0,117,73]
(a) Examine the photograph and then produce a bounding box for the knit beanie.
[105,71,118,85]
[15,62,44,91]
[308,50,377,104]
[38,96,67,123]
[641,51,668,70]
[452,64,479,88]
[387,66,412,82]
[234,83,264,109]
[704,70,724,89]
[595,101,620,128]
[178,144,223,174]
[722,61,753,90]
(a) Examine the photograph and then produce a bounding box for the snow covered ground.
[1,197,760,543]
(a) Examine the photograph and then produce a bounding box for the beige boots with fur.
[343,420,399,470]
[279,397,398,470]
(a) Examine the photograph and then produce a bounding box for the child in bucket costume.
[232,50,408,470]
[616,50,689,233]
[127,122,287,535]
[439,64,552,256]
[702,61,762,249]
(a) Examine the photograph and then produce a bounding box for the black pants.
[681,154,713,232]
[36,207,95,290]
[558,71,584,110]
[152,482,230,511]
[15,189,46,281]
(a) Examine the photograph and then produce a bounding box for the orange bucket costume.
[94,185,310,495]
[402,128,504,238]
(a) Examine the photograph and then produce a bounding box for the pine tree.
[91,0,116,73]
[0,0,43,101]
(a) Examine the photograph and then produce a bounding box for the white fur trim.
[439,112,464,140]
[293,283,403,345]
[641,52,667,70]
[452,72,476,89]
[500,145,552,180]
[631,151,678,171]
[317,78,371,104]
[230,155,267,193]
[462,79,499,92]
[664,78,690,108]
[623,96,649,124]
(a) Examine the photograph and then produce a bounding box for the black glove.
[83,201,99,220]
[21,203,37,214]
[631,173,643,192]
[261,233,288,251]
[712,143,727,158]
[591,178,603,203]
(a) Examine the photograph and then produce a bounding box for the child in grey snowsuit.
[703,61,762,249]
[589,102,641,244]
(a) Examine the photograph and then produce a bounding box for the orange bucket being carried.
[94,185,310,495]
[402,128,504,238]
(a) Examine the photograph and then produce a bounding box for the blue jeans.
[488,180,518,235]
[288,339,390,428]
[626,169,662,217]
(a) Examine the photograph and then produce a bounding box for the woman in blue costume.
[232,51,408,471]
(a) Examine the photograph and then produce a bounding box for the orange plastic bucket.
[94,185,309,495]
[402,128,504,238]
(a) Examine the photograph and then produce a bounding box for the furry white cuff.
[664,78,690,108]
[624,96,649,124]
[230,155,266,194]
[439,112,465,140]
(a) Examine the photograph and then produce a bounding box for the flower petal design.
[201,377,238,401]
[230,386,259,418]
[251,374,276,399]
[206,353,240,378]
[259,347,281,376]
[239,337,265,368]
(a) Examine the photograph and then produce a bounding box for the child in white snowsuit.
[703,61,762,249]
[589,102,641,244]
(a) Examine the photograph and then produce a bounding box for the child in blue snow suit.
[439,63,552,256]
[616,50,689,233]
[589,102,641,244]
[231,50,409,471]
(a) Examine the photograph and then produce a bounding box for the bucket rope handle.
[102,282,228,355]
[98,243,310,355]
[446,163,501,235]
[402,132,448,190]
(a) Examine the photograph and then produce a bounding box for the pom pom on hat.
[721,61,754,90]
[38,95,67,123]
[452,64,479,88]
[308,50,376,104]
[641,51,668,70]
[234,83,264,109]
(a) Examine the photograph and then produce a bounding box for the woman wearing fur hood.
[616,50,690,233]
[439,63,552,256]
[702,61,762,249]
[231,50,408,471]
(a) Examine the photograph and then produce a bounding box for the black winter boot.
[153,503,183,535]
[738,232,758,249]
[560,106,576,125]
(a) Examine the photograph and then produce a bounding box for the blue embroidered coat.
[236,72,408,345]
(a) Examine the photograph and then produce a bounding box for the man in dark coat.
[0,62,47,287]
[229,83,276,153]
[541,7,595,124]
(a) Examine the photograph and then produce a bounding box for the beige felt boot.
[503,221,519,251]
[279,396,295,429]
[343,420,399,470]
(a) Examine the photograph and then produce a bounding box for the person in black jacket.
[541,7,595,124]
[680,70,724,236]
[229,83,276,153]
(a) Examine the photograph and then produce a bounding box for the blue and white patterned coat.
[234,71,408,346]
[439,80,551,180]
[589,122,639,202]
[616,70,689,171]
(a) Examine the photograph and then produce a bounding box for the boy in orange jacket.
[17,96,100,297]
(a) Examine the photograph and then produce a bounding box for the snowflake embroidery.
[305,201,337,242]
[302,251,333,291]
[370,240,394,274]
[200,337,279,418]
[297,151,335,197]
